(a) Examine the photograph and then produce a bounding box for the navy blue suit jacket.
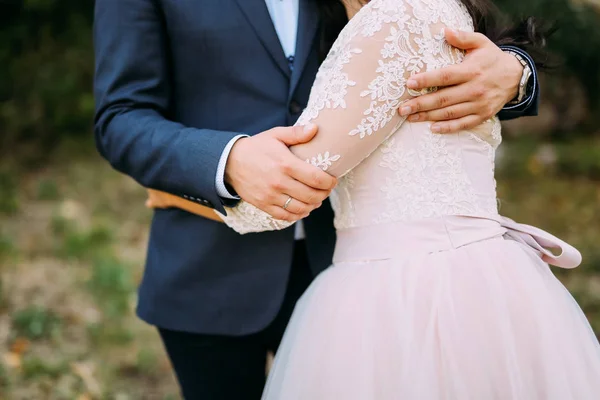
[93,0,539,335]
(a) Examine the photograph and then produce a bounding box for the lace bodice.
[218,0,501,234]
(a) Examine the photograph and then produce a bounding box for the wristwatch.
[505,50,533,105]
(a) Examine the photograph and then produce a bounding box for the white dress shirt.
[265,0,299,59]
[215,0,306,239]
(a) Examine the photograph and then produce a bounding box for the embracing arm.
[497,45,539,120]
[400,29,540,132]
[93,0,241,213]
[219,0,467,233]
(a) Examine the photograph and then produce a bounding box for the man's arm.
[94,0,241,212]
[399,29,539,133]
[496,45,539,121]
[93,0,333,216]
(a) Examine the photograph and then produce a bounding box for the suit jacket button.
[289,100,303,115]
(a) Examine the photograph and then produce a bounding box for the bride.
[218,0,600,398]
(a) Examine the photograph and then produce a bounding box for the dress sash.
[333,214,582,269]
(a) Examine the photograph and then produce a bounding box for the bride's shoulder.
[357,0,473,32]
[327,0,474,58]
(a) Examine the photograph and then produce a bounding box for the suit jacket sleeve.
[497,46,540,121]
[93,0,240,212]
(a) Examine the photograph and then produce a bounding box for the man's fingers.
[431,115,483,134]
[262,205,302,222]
[444,29,488,51]
[274,193,315,216]
[406,63,470,93]
[401,85,474,116]
[279,177,329,206]
[271,124,318,146]
[406,30,491,92]
[407,102,478,123]
[286,158,337,191]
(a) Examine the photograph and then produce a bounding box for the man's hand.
[399,29,523,133]
[225,125,337,221]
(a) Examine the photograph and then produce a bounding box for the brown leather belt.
[145,189,223,223]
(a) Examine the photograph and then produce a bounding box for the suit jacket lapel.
[290,0,319,95]
[234,0,290,78]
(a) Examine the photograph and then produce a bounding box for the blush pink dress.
[219,0,600,398]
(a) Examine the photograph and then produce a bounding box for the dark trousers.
[159,240,313,400]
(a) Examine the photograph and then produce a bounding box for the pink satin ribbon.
[492,215,582,269]
[333,215,582,269]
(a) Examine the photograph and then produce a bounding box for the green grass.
[498,137,600,180]
[0,169,19,214]
[12,306,62,340]
[88,256,133,319]
[0,361,10,390]
[52,216,114,261]
[36,178,61,201]
[134,348,159,376]
[60,225,113,259]
[21,356,70,380]
[87,323,135,347]
[1,150,178,399]
[0,233,15,260]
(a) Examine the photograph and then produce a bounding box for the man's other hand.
[399,29,523,133]
[225,124,337,221]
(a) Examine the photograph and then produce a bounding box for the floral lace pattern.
[307,152,341,171]
[296,47,360,126]
[216,201,292,233]
[220,0,501,234]
[374,130,495,224]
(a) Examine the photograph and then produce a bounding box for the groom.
[93,0,538,398]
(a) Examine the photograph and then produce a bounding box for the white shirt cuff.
[215,135,248,199]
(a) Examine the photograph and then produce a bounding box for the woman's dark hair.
[317,0,550,68]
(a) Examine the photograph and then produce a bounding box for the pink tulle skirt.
[263,216,600,399]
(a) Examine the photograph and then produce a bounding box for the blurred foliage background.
[0,0,599,398]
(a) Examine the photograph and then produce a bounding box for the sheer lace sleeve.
[218,0,473,234]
